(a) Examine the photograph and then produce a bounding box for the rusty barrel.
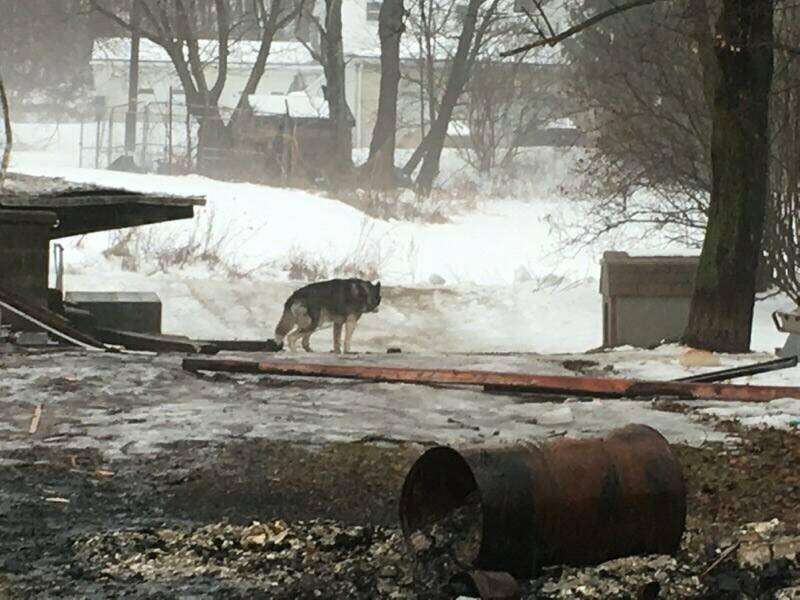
[399,424,686,578]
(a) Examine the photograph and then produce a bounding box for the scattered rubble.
[74,519,415,599]
[71,519,800,599]
[408,490,483,596]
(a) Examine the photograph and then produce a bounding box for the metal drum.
[399,424,686,577]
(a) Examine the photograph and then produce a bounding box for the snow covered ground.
[5,142,800,444]
[8,156,792,353]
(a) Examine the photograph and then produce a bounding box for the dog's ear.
[375,281,381,292]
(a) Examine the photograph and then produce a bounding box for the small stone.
[408,531,431,553]
[737,542,772,568]
[428,273,446,286]
[379,564,397,579]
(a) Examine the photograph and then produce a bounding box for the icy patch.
[699,398,800,430]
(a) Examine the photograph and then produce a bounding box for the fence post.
[78,119,84,168]
[141,103,150,168]
[94,117,101,169]
[107,106,114,167]
[168,87,174,172]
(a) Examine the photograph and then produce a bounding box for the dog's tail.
[274,301,295,345]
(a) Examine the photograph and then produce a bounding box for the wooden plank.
[0,283,105,349]
[96,328,219,354]
[673,356,798,383]
[198,340,282,352]
[181,358,800,402]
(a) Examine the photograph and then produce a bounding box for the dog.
[273,278,381,353]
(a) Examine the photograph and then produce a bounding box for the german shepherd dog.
[274,279,381,353]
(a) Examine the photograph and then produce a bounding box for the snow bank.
[698,399,800,430]
[6,154,797,355]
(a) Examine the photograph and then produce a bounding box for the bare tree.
[299,0,353,170]
[681,0,774,352]
[91,0,302,164]
[458,58,560,176]
[512,0,778,351]
[762,2,800,307]
[560,0,711,245]
[402,0,507,196]
[0,72,12,186]
[363,0,406,188]
[0,0,92,116]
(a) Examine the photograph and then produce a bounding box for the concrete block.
[65,291,162,334]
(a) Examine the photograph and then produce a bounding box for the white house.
[89,0,566,152]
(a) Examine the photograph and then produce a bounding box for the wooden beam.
[50,204,196,238]
[181,358,800,402]
[197,340,282,352]
[0,284,105,349]
[96,328,219,354]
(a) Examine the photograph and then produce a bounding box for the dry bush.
[103,211,248,279]
[344,188,449,223]
[282,221,386,282]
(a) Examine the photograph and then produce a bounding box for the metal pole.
[78,119,84,168]
[186,102,192,170]
[168,87,174,171]
[95,115,102,169]
[141,103,150,168]
[125,0,141,155]
[107,106,115,166]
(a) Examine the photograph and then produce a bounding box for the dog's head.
[366,281,382,312]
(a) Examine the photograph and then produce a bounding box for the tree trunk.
[682,0,774,352]
[196,104,231,173]
[324,0,353,170]
[364,0,404,187]
[412,0,483,196]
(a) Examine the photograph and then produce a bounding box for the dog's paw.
[265,339,284,352]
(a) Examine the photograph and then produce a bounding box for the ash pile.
[74,519,415,598]
[70,516,800,599]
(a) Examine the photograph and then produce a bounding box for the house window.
[367,1,382,21]
[454,4,468,22]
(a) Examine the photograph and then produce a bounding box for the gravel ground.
[2,351,800,598]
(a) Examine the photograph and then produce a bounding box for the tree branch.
[500,0,662,57]
[210,0,230,102]
[531,0,557,38]
[90,0,164,44]
[0,72,11,187]
[175,0,211,98]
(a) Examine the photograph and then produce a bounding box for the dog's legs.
[301,331,313,352]
[286,329,301,352]
[333,322,343,354]
[343,316,358,354]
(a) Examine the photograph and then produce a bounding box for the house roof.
[248,92,329,118]
[92,38,318,66]
[0,173,205,238]
[92,35,564,67]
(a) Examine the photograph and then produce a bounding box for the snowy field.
[5,135,800,447]
[9,148,792,354]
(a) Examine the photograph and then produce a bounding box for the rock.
[379,565,397,579]
[773,537,800,562]
[679,349,721,368]
[428,274,446,286]
[776,586,800,599]
[737,542,773,568]
[243,533,267,547]
[745,518,783,538]
[409,532,431,553]
[537,406,574,426]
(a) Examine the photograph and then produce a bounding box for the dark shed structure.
[1,174,205,238]
[0,173,204,329]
